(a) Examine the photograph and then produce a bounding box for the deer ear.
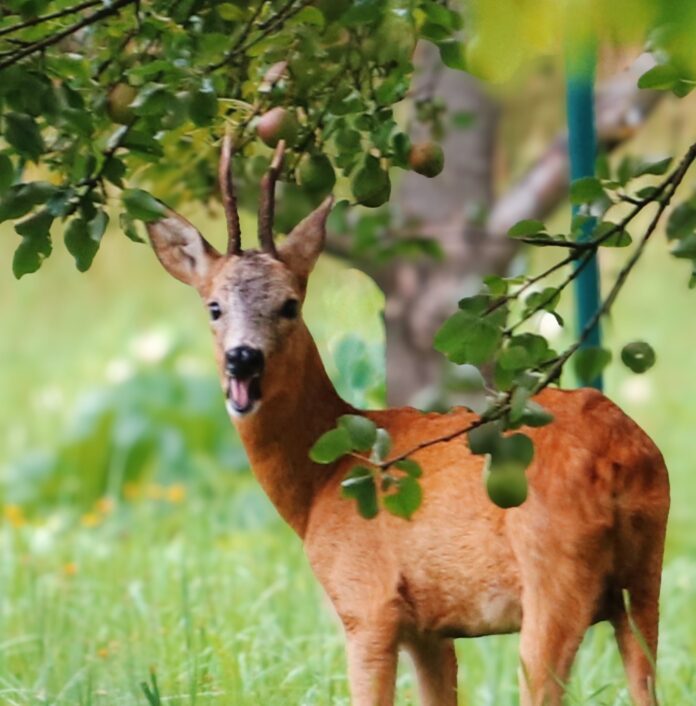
[278,196,333,278]
[146,209,221,288]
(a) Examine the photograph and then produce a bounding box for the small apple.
[408,141,444,178]
[256,107,298,148]
[106,83,137,125]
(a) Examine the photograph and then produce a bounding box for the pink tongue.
[230,378,251,409]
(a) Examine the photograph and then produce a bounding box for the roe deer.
[144,137,669,706]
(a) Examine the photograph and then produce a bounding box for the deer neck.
[233,322,353,537]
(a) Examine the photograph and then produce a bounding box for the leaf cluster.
[0,0,463,277]
[310,414,422,520]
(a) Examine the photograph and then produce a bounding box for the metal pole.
[566,42,603,390]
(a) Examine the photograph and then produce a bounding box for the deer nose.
[225,346,264,379]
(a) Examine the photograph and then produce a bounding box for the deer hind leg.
[611,542,664,705]
[344,623,399,706]
[518,576,603,706]
[405,636,458,706]
[612,595,659,706]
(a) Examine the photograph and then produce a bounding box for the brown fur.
[147,202,670,706]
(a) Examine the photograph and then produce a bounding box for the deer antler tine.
[219,128,242,256]
[258,139,286,257]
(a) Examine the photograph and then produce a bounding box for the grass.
[2,194,696,703]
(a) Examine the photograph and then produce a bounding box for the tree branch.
[486,53,663,239]
[0,0,136,71]
[363,141,696,472]
[0,0,103,38]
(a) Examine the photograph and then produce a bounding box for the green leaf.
[638,64,680,90]
[15,209,53,239]
[371,428,391,463]
[490,433,534,473]
[434,310,502,366]
[671,233,696,259]
[122,189,166,222]
[120,212,145,243]
[634,157,672,177]
[310,427,352,463]
[46,187,76,217]
[666,200,696,241]
[498,345,531,372]
[437,40,466,71]
[121,130,163,157]
[217,3,246,21]
[102,156,127,188]
[338,414,377,450]
[468,422,501,455]
[342,0,384,25]
[508,219,546,238]
[64,216,99,272]
[621,341,656,374]
[0,181,57,222]
[89,209,109,241]
[294,6,325,26]
[383,475,422,519]
[570,176,605,205]
[524,286,560,314]
[573,346,612,385]
[0,154,13,194]
[517,399,554,428]
[4,113,44,161]
[593,221,632,247]
[188,80,218,127]
[394,458,422,478]
[341,466,378,519]
[13,235,51,279]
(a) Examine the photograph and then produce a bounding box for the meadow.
[1,201,696,705]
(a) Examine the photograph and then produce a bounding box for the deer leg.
[406,636,458,706]
[612,595,659,706]
[345,625,399,706]
[518,586,599,706]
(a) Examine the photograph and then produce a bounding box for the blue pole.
[566,44,603,390]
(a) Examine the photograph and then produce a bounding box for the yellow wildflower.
[123,482,140,501]
[4,505,26,528]
[166,484,186,504]
[95,497,115,515]
[81,512,101,528]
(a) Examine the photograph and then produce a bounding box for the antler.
[258,140,286,257]
[219,129,242,255]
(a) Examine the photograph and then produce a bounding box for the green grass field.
[1,205,696,705]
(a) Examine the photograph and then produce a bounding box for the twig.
[504,249,595,336]
[0,0,137,71]
[364,141,696,472]
[515,237,592,250]
[207,0,315,72]
[0,0,102,38]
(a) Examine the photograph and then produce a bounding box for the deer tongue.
[227,375,262,413]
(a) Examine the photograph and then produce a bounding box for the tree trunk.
[380,43,508,407]
[375,49,661,407]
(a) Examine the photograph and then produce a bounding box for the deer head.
[146,135,333,418]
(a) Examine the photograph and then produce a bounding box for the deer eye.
[279,298,299,319]
[208,302,222,321]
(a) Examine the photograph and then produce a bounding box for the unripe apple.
[297,153,335,193]
[106,83,137,125]
[256,107,298,148]
[485,465,528,509]
[408,141,444,178]
[351,156,391,208]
